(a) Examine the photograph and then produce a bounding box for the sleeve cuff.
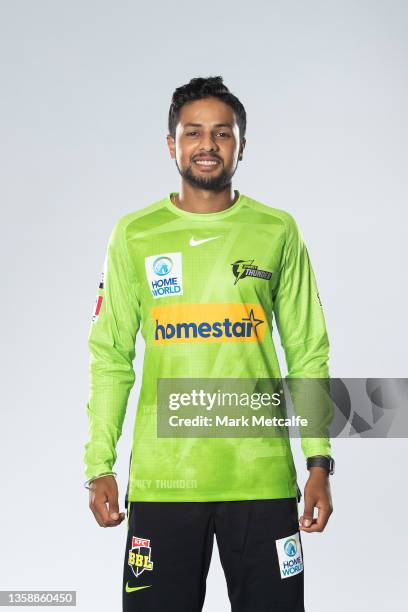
[83,471,117,490]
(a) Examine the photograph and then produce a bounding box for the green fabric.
[84,191,332,501]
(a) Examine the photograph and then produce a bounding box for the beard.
[175,159,238,192]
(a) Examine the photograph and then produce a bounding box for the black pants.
[123,498,304,612]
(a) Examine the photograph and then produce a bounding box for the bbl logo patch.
[91,259,107,323]
[128,536,154,578]
[145,252,183,299]
[275,531,303,579]
[91,295,103,323]
[231,259,272,284]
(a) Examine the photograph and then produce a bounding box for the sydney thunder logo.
[232,259,272,284]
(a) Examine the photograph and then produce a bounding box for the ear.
[167,134,176,159]
[239,137,246,161]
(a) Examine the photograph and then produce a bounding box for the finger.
[104,510,126,527]
[114,512,126,525]
[90,496,111,527]
[315,505,331,531]
[313,504,332,532]
[93,504,125,527]
[299,518,318,532]
[107,491,120,521]
[300,506,331,533]
[102,503,128,527]
[299,497,315,528]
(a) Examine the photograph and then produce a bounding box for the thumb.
[301,498,315,527]
[107,492,120,520]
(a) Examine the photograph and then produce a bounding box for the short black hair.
[168,76,246,140]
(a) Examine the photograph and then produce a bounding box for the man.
[84,76,334,612]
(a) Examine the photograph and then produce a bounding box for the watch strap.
[306,455,335,475]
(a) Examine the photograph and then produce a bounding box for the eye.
[217,132,230,138]
[186,131,198,136]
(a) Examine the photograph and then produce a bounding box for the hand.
[88,475,126,527]
[299,468,333,533]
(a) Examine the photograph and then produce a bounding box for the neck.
[172,182,238,214]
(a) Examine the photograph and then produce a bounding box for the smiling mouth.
[193,159,221,169]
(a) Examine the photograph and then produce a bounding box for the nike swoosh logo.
[189,235,222,247]
[125,582,152,593]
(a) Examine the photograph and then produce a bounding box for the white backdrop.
[1,1,407,610]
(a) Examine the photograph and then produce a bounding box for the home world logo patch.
[275,531,304,579]
[128,536,154,578]
[231,259,272,284]
[145,252,183,299]
[151,303,267,345]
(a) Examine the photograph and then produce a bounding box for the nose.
[199,131,219,152]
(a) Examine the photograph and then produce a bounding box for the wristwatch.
[306,455,335,475]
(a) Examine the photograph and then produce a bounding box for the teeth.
[195,160,218,165]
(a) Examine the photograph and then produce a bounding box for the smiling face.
[167,96,245,192]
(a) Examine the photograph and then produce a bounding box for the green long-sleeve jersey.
[84,190,332,502]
